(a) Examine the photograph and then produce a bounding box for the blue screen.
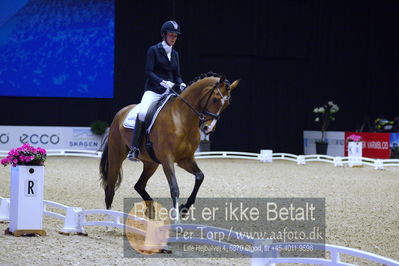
[0,0,114,98]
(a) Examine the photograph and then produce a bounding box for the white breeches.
[137,89,170,121]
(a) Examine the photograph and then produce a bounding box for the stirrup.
[128,148,140,161]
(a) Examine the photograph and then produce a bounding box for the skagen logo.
[20,133,60,145]
[0,133,9,144]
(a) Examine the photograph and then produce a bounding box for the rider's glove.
[160,80,175,90]
[179,83,187,91]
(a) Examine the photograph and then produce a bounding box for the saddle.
[123,93,176,163]
[144,94,175,133]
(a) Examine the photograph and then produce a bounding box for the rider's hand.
[160,80,175,90]
[179,83,186,91]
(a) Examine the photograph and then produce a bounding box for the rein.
[170,86,205,120]
[170,83,222,126]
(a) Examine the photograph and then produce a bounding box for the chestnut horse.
[99,73,239,219]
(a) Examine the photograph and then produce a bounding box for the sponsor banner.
[303,131,345,156]
[344,132,390,159]
[0,126,104,151]
[390,133,399,159]
[66,128,105,150]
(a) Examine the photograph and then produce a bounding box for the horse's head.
[199,75,240,134]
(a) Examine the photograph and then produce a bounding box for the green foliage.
[90,120,108,136]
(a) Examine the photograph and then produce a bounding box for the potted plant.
[90,120,108,151]
[198,131,211,152]
[1,143,47,236]
[1,143,47,167]
[90,120,108,136]
[199,140,211,152]
[313,101,339,154]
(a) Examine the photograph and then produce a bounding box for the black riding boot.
[127,117,144,161]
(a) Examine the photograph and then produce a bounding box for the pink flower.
[2,144,46,167]
[9,149,18,156]
[36,147,46,154]
[347,134,362,142]
[22,143,31,149]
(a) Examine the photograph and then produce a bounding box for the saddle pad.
[123,104,140,129]
[123,94,175,133]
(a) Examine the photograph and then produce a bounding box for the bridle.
[170,81,230,131]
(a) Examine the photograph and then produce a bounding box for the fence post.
[334,157,343,167]
[260,150,273,163]
[59,207,85,235]
[374,159,384,170]
[0,198,10,222]
[297,155,306,165]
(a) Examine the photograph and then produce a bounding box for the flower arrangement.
[347,134,362,142]
[1,143,47,167]
[313,101,339,143]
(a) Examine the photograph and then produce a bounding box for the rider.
[128,20,186,161]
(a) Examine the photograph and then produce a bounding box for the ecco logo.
[0,133,9,144]
[20,134,60,145]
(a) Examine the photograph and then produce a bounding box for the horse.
[99,73,239,220]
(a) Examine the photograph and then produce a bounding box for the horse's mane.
[188,72,223,86]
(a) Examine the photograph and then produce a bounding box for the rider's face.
[165,32,178,46]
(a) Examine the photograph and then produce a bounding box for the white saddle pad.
[123,104,140,129]
[123,94,174,133]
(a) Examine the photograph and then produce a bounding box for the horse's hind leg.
[134,161,159,219]
[177,158,204,214]
[134,161,159,201]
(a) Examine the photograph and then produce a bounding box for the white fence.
[1,196,398,265]
[195,151,399,170]
[1,150,399,265]
[2,149,399,170]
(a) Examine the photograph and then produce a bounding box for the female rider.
[128,20,186,161]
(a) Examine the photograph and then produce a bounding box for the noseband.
[199,82,231,123]
[171,82,230,130]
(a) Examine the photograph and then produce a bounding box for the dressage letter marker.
[7,166,46,236]
[25,179,37,197]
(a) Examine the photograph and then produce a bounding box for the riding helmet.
[160,20,181,35]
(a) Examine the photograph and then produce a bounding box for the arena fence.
[0,196,398,265]
[1,150,399,265]
[1,149,399,170]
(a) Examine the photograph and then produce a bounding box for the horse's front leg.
[177,159,204,215]
[161,160,180,222]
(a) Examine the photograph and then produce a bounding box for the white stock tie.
[162,41,172,61]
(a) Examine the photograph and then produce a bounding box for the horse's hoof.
[160,248,172,254]
[145,206,155,220]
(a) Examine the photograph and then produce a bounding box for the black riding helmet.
[160,20,181,35]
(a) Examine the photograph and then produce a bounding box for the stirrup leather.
[128,117,144,161]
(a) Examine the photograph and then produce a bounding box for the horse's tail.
[99,136,123,190]
[99,138,109,189]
